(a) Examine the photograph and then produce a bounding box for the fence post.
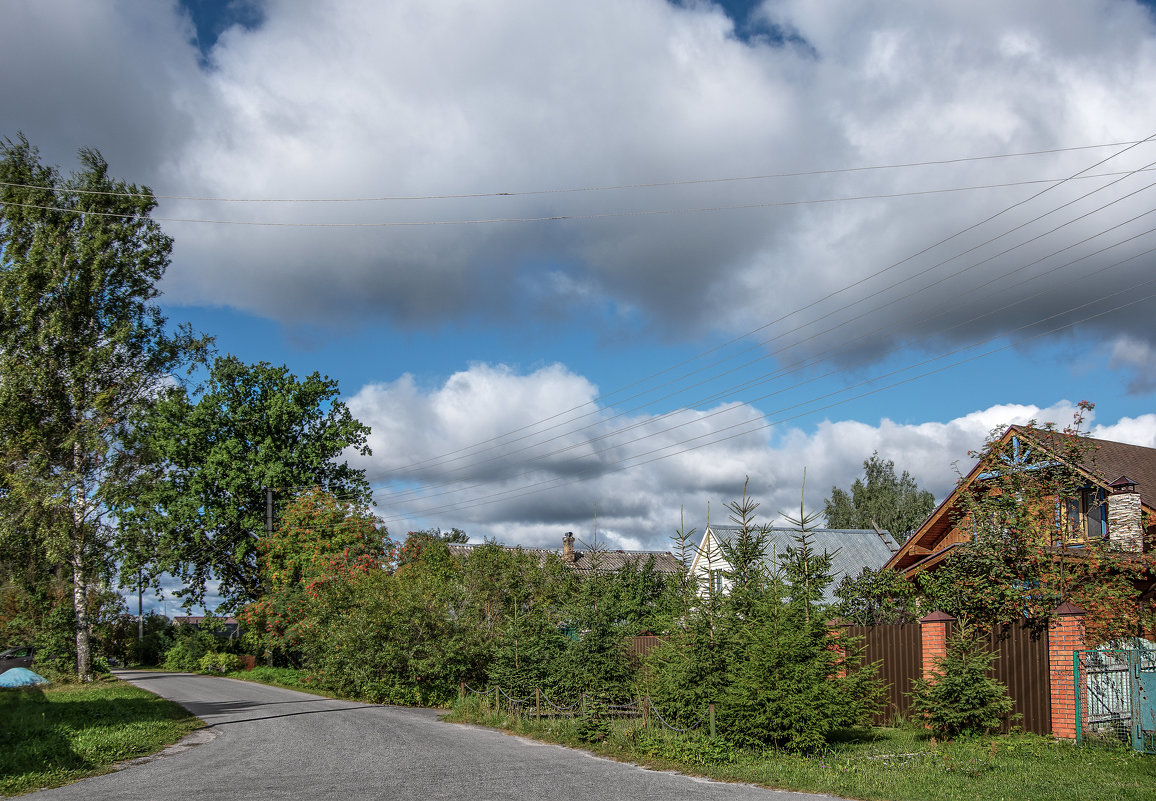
[460,681,465,703]
[495,686,500,715]
[580,692,586,716]
[709,703,716,738]
[641,695,649,728]
[919,611,955,682]
[536,687,541,720]
[1048,602,1086,740]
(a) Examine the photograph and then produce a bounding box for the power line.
[375,136,1156,479]
[373,231,1156,509]
[375,283,1156,525]
[0,140,1142,203]
[4,168,1155,228]
[373,148,1156,482]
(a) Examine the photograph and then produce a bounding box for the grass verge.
[0,677,201,797]
[444,696,1155,801]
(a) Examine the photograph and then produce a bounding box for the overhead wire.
[370,147,1156,488]
[376,281,1156,525]
[358,142,1156,517]
[4,168,1155,228]
[374,135,1156,477]
[372,227,1156,510]
[0,139,1141,203]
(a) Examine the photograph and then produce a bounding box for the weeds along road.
[31,671,845,801]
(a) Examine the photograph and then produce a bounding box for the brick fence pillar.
[827,618,849,679]
[1048,602,1086,740]
[919,611,954,681]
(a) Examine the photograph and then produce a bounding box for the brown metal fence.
[627,634,664,662]
[844,623,921,724]
[631,621,1052,734]
[987,621,1051,735]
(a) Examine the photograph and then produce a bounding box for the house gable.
[885,426,1156,578]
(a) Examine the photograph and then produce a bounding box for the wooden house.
[884,425,1156,580]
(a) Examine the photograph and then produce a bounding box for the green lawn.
[446,699,1155,801]
[0,678,202,796]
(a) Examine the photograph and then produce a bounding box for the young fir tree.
[909,624,1016,738]
[719,477,882,751]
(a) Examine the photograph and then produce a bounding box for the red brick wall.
[1047,602,1086,740]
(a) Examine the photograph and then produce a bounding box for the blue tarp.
[0,667,49,687]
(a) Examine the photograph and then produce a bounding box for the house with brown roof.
[885,425,1156,580]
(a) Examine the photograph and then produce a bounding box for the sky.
[5,0,1156,609]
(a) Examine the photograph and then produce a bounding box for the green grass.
[0,677,202,797]
[445,698,1155,801]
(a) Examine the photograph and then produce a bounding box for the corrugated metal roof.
[446,542,683,575]
[705,525,897,601]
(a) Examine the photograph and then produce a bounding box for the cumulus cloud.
[342,363,1154,550]
[6,1,1156,375]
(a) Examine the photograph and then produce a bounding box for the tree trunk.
[72,535,93,682]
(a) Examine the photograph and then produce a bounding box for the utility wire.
[0,140,1141,202]
[373,232,1156,508]
[374,135,1156,477]
[376,283,1156,524]
[373,152,1156,481]
[4,168,1154,227]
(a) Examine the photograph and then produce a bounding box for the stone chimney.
[562,531,576,563]
[1107,476,1143,553]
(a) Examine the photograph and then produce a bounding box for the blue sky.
[6,1,1156,610]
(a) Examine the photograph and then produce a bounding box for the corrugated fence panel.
[989,622,1051,735]
[846,623,922,724]
[628,635,664,662]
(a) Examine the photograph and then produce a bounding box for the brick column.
[827,619,849,679]
[1048,602,1086,740]
[919,611,954,680]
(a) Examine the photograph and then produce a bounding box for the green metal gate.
[1074,646,1156,753]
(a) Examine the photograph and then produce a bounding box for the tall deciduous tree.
[824,452,936,544]
[126,356,372,611]
[0,136,207,680]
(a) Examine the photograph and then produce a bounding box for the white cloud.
[7,1,1156,375]
[343,363,1156,550]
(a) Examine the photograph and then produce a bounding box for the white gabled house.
[688,525,900,602]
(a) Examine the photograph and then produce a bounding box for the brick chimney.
[1107,476,1143,553]
[562,531,576,563]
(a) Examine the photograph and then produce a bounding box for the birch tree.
[0,135,206,680]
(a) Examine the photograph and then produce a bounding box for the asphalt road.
[32,671,846,801]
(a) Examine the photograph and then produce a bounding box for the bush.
[910,626,1016,738]
[163,638,209,672]
[198,652,241,674]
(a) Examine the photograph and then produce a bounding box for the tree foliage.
[834,566,920,626]
[241,487,389,661]
[0,135,207,679]
[647,481,883,752]
[824,453,936,544]
[125,355,371,611]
